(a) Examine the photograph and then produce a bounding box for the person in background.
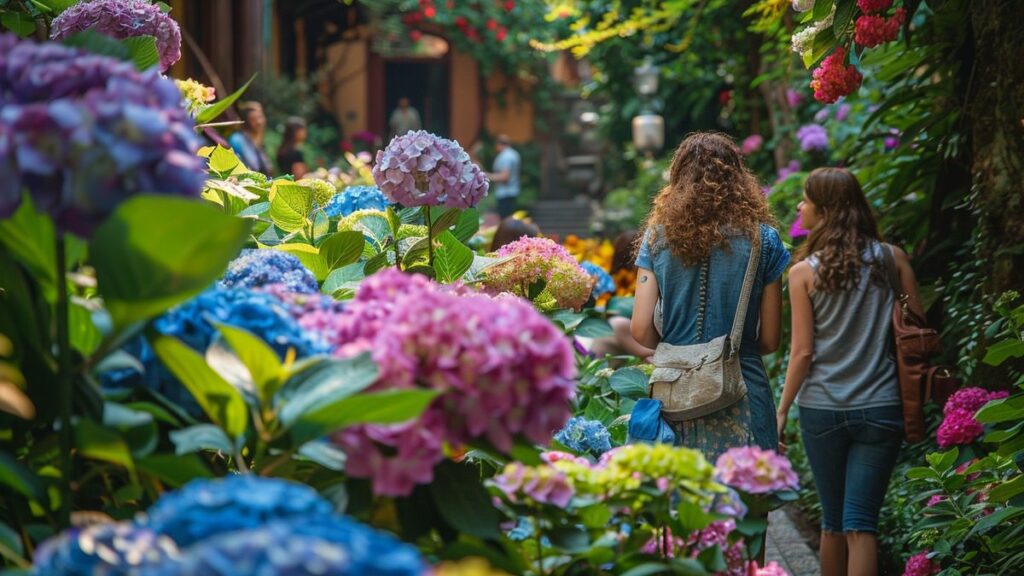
[631,132,790,460]
[488,134,521,219]
[388,97,422,140]
[228,101,272,176]
[776,167,919,576]
[276,116,309,178]
[490,216,540,252]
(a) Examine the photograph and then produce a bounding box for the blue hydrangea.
[554,416,613,456]
[143,475,336,547]
[323,185,389,218]
[32,522,178,576]
[100,287,325,416]
[580,261,615,298]
[219,249,318,294]
[143,517,425,576]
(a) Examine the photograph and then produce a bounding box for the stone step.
[527,198,594,238]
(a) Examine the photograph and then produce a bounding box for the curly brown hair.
[643,132,775,265]
[794,167,885,292]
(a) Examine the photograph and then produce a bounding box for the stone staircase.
[526,198,594,239]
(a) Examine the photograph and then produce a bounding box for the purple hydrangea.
[776,159,802,181]
[371,130,488,208]
[323,185,389,218]
[50,0,182,72]
[796,123,829,152]
[220,249,319,294]
[143,475,336,547]
[32,522,179,576]
[0,34,204,237]
[328,270,576,496]
[555,415,613,456]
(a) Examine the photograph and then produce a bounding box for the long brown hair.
[795,167,885,292]
[644,132,774,265]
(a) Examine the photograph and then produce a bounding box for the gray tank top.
[797,242,901,409]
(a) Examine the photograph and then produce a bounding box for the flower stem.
[425,206,434,269]
[55,235,72,526]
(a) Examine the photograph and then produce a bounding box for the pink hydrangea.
[641,522,745,574]
[491,462,574,508]
[741,135,764,155]
[327,270,576,496]
[944,387,1008,415]
[750,561,790,576]
[936,409,984,447]
[810,47,862,104]
[485,236,595,310]
[857,0,893,13]
[854,9,906,48]
[902,551,940,576]
[714,446,799,494]
[50,0,182,72]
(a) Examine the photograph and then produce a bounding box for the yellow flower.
[433,558,511,576]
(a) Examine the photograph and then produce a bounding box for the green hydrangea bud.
[299,178,337,206]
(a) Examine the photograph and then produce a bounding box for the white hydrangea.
[791,4,836,57]
[792,0,816,12]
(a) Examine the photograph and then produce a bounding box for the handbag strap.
[728,229,762,353]
[880,243,902,295]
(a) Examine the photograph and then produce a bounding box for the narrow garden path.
[765,508,819,576]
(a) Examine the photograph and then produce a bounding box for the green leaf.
[969,505,1023,537]
[0,452,45,502]
[288,389,437,445]
[363,251,391,275]
[813,0,833,20]
[69,302,101,356]
[983,421,1023,444]
[804,28,837,68]
[607,296,635,317]
[579,503,613,529]
[269,183,313,233]
[168,424,236,455]
[120,35,159,70]
[322,262,364,296]
[0,520,23,559]
[990,475,1024,503]
[677,499,713,533]
[0,195,56,294]
[213,323,283,408]
[983,339,1024,366]
[196,75,256,125]
[906,467,940,481]
[620,564,673,576]
[319,231,365,269]
[610,367,650,399]
[926,448,958,472]
[74,419,134,471]
[697,545,727,573]
[385,206,402,235]
[274,244,328,282]
[575,317,614,338]
[0,12,35,37]
[103,402,158,458]
[60,29,128,60]
[453,208,480,243]
[275,354,379,428]
[208,145,242,176]
[151,335,249,439]
[430,208,462,236]
[136,454,212,487]
[429,461,501,540]
[548,525,590,553]
[401,237,430,269]
[91,196,251,330]
[296,441,347,471]
[832,0,857,38]
[432,231,474,283]
[976,395,1024,424]
[583,398,616,425]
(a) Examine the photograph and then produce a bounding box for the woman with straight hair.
[776,167,923,576]
[631,132,790,458]
[276,116,309,178]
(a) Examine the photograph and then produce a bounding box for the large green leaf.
[274,244,328,281]
[74,419,134,471]
[322,262,364,297]
[429,461,501,540]
[120,35,159,71]
[452,208,480,243]
[69,302,101,356]
[169,424,236,455]
[288,389,438,445]
[269,182,313,233]
[151,335,249,439]
[610,367,650,399]
[0,196,56,294]
[976,395,1024,424]
[103,402,158,458]
[575,317,614,338]
[0,519,22,561]
[432,231,474,283]
[276,354,379,428]
[983,339,1024,366]
[429,208,461,236]
[319,231,365,270]
[196,75,255,126]
[213,323,283,409]
[91,196,250,329]
[60,29,128,59]
[0,452,45,502]
[136,454,212,487]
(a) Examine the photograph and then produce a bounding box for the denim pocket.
[859,406,904,443]
[799,408,844,439]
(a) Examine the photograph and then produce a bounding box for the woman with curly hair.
[775,167,923,576]
[631,132,790,458]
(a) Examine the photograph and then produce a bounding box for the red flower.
[810,47,863,103]
[718,89,732,106]
[466,27,480,41]
[340,140,353,153]
[496,26,508,41]
[856,0,892,13]
[423,5,436,18]
[486,18,498,30]
[854,9,905,48]
[455,16,468,28]
[409,29,422,42]
[504,0,515,10]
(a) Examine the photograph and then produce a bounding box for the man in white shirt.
[388,97,422,140]
[487,134,521,218]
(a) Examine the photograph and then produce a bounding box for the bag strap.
[880,243,902,296]
[728,229,762,353]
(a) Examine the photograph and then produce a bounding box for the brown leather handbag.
[881,245,958,442]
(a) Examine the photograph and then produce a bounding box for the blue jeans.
[799,405,903,533]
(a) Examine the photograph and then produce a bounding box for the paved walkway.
[765,507,819,576]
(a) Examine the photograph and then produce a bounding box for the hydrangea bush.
[371,130,488,208]
[0,33,204,237]
[50,0,183,72]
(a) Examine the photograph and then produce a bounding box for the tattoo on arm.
[640,275,649,284]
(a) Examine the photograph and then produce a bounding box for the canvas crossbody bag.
[649,232,761,422]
